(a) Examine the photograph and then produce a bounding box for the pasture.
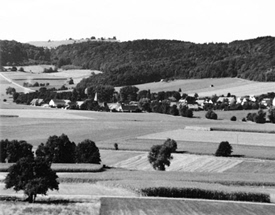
[121,77,275,97]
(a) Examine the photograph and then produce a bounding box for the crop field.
[99,197,275,215]
[128,77,275,97]
[138,128,275,147]
[0,201,100,215]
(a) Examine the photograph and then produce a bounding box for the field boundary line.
[100,196,275,205]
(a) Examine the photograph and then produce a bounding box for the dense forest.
[0,40,51,66]
[1,37,275,88]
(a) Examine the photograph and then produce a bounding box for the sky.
[1,0,274,44]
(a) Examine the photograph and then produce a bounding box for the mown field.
[126,77,275,97]
[99,197,275,215]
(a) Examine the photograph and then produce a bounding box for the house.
[217,97,235,104]
[121,103,140,112]
[273,98,275,106]
[107,103,123,112]
[30,99,44,106]
[49,99,67,108]
[261,98,272,107]
[76,101,85,109]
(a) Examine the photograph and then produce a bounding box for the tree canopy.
[5,157,59,203]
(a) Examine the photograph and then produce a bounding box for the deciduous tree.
[5,157,59,203]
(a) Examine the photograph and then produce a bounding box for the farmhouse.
[49,99,70,108]
[30,99,44,106]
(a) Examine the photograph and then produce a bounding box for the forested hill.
[1,37,275,87]
[0,40,51,66]
[52,36,275,88]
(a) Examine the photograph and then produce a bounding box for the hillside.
[62,36,275,89]
[1,37,275,88]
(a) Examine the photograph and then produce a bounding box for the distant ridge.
[28,38,119,48]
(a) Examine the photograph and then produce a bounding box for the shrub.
[230,116,237,121]
[114,143,119,150]
[215,141,232,157]
[205,110,218,120]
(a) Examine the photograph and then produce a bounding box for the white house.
[49,99,66,108]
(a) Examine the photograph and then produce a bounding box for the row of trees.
[0,134,101,164]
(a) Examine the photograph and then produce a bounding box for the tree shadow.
[230,154,245,158]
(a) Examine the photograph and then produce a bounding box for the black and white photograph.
[0,0,275,214]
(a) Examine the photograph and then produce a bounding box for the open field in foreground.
[100,197,275,215]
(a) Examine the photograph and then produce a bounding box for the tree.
[163,138,177,152]
[36,134,76,163]
[1,140,33,163]
[120,85,139,102]
[5,157,59,203]
[75,139,101,164]
[148,138,177,171]
[6,87,16,95]
[205,110,218,120]
[179,104,193,118]
[0,139,9,162]
[138,98,151,112]
[268,108,275,123]
[215,141,232,157]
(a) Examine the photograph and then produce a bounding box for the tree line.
[0,134,101,164]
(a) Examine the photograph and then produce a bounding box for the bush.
[215,141,232,157]
[205,110,218,120]
[114,143,119,150]
[230,116,237,121]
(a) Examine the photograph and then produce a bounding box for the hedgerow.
[141,187,270,203]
